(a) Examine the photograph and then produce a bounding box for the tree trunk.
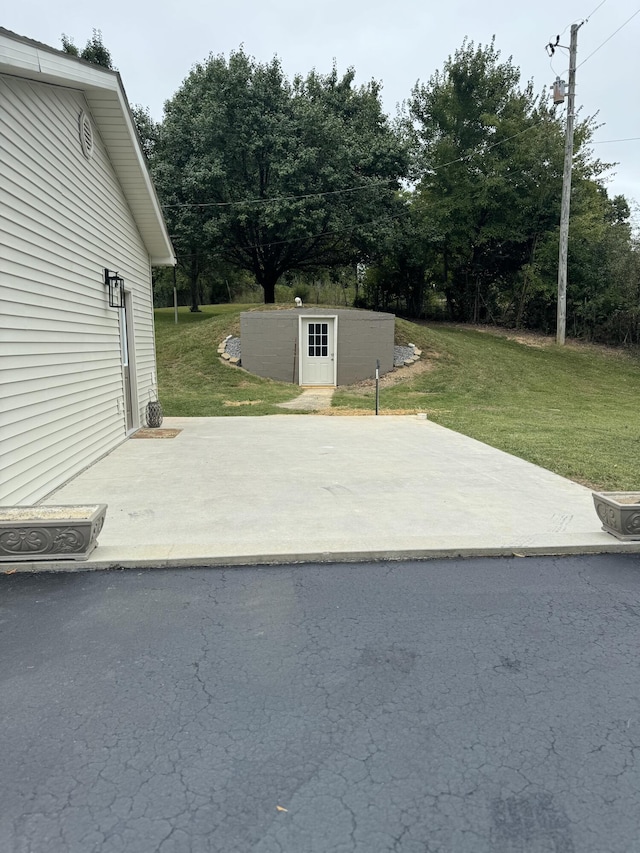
[515,274,529,329]
[262,277,277,304]
[473,276,480,325]
[516,236,538,329]
[189,256,201,313]
[443,248,455,319]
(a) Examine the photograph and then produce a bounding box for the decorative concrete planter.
[0,504,107,562]
[592,492,640,541]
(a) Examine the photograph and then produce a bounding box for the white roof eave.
[0,28,176,267]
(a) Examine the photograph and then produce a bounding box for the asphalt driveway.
[1,555,640,852]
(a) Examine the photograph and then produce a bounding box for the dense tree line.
[361,39,639,345]
[67,33,639,344]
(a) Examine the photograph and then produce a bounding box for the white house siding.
[0,75,157,504]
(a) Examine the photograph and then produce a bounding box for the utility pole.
[556,22,582,345]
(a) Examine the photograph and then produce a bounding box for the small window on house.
[78,110,94,160]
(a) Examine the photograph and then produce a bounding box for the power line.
[556,0,609,41]
[168,122,637,261]
[549,3,632,77]
[161,181,393,209]
[170,120,549,255]
[171,205,412,258]
[578,8,640,68]
[592,136,640,143]
[425,119,546,171]
[161,119,547,211]
[239,207,411,252]
[584,0,608,22]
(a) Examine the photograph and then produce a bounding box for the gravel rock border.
[220,338,421,371]
[224,337,242,361]
[394,344,421,367]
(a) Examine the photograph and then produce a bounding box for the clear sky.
[5,0,640,219]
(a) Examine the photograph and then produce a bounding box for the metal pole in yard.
[173,265,178,325]
[375,359,380,415]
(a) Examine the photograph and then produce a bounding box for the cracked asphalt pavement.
[1,555,640,852]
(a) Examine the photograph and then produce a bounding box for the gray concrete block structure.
[240,307,395,386]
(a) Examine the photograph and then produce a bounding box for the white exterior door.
[119,295,135,431]
[300,318,336,386]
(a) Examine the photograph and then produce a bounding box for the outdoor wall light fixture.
[104,269,124,308]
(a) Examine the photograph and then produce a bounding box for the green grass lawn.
[155,305,303,416]
[334,320,640,490]
[155,306,640,490]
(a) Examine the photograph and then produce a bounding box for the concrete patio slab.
[7,415,640,570]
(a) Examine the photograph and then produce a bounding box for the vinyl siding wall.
[0,75,157,504]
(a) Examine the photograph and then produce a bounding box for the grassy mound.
[155,305,303,416]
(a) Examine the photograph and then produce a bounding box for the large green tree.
[406,38,572,323]
[130,104,159,161]
[530,185,640,342]
[359,197,438,317]
[61,30,114,69]
[361,37,639,340]
[153,49,408,307]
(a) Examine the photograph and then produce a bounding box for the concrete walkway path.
[276,387,335,411]
[8,415,639,571]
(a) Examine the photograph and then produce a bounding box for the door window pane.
[308,322,329,357]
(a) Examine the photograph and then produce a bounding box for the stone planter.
[0,504,107,562]
[592,492,640,541]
